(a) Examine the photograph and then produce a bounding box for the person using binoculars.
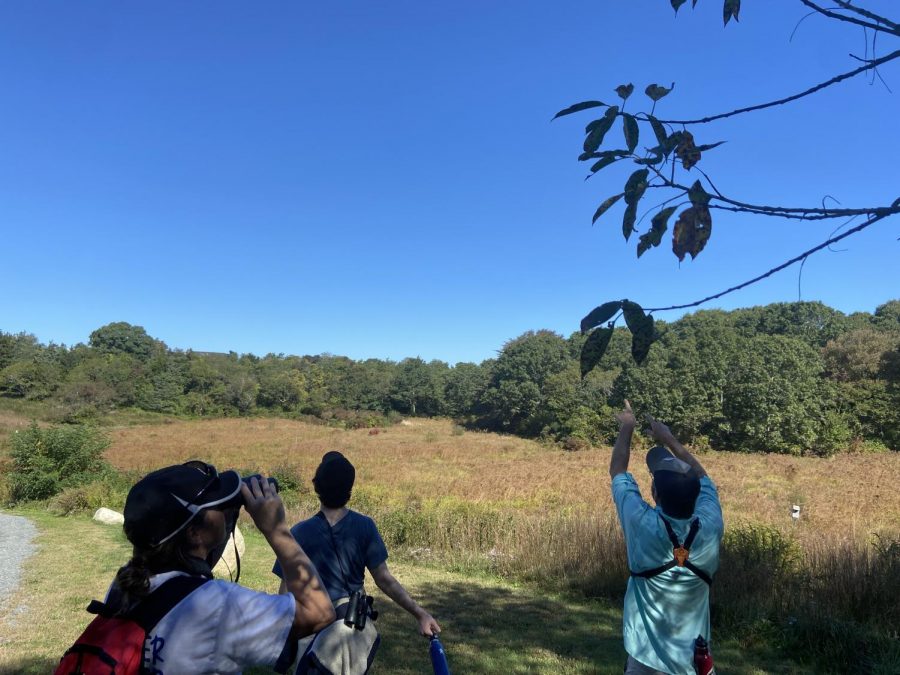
[100,461,335,674]
[273,451,440,674]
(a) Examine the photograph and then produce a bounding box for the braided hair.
[113,511,212,611]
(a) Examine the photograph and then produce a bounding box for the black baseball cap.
[123,461,242,549]
[646,446,701,519]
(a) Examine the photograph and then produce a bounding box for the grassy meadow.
[1,408,899,673]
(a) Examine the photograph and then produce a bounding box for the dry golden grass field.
[2,411,898,673]
[93,416,900,543]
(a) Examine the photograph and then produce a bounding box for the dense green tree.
[253,358,301,411]
[482,331,571,435]
[135,351,189,413]
[0,360,62,399]
[823,329,898,382]
[60,353,142,409]
[873,300,900,332]
[443,362,490,417]
[722,335,837,455]
[89,322,162,361]
[731,302,852,348]
[0,332,15,371]
[389,358,446,415]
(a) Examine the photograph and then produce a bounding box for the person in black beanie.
[273,451,440,672]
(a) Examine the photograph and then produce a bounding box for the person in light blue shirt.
[610,402,724,675]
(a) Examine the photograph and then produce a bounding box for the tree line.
[1,299,897,455]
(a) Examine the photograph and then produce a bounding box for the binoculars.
[344,590,378,631]
[241,474,279,494]
[222,474,279,510]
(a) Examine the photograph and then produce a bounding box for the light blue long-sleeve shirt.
[612,473,724,674]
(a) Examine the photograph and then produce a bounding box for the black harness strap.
[630,516,713,586]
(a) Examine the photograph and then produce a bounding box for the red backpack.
[55,575,208,675]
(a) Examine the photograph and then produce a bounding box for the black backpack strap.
[130,575,210,632]
[86,576,209,631]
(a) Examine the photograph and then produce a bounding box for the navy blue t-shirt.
[272,510,388,603]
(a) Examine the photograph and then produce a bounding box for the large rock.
[213,526,246,580]
[93,508,124,526]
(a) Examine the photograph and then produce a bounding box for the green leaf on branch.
[694,140,727,153]
[622,168,649,240]
[623,202,638,240]
[587,151,629,178]
[580,327,614,377]
[621,300,645,331]
[645,83,674,102]
[631,315,656,364]
[634,150,665,166]
[648,115,668,146]
[621,301,656,364]
[580,301,622,333]
[672,205,713,261]
[624,168,649,205]
[615,83,634,101]
[724,0,741,26]
[583,106,619,153]
[637,206,677,257]
[688,179,711,207]
[623,114,639,153]
[660,130,684,157]
[553,100,607,120]
[592,193,624,224]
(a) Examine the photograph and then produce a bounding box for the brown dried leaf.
[675,131,701,170]
[672,205,713,261]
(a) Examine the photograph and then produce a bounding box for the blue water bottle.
[429,635,451,675]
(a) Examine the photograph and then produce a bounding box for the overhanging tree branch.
[644,208,896,312]
[800,0,900,35]
[645,165,900,221]
[651,48,900,126]
[568,1,900,367]
[831,1,900,31]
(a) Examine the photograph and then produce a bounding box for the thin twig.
[799,0,900,35]
[650,48,900,126]
[644,210,894,313]
[831,1,900,31]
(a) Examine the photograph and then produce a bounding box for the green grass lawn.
[0,508,810,674]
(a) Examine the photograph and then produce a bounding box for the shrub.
[47,470,132,515]
[268,462,307,494]
[561,436,590,452]
[8,423,111,502]
[713,523,802,629]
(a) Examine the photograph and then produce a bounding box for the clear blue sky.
[2,1,897,364]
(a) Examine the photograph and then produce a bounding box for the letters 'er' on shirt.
[273,510,389,603]
[105,570,297,675]
[611,473,724,675]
